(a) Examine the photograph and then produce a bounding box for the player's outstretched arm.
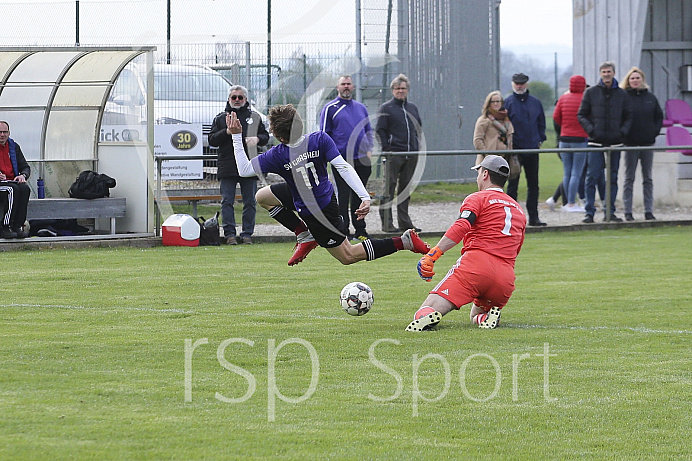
[330,155,370,203]
[229,112,259,177]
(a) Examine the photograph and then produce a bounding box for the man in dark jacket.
[577,61,632,223]
[208,85,269,244]
[375,74,423,233]
[0,121,31,239]
[505,73,547,227]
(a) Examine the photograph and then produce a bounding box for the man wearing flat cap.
[406,155,527,332]
[504,72,547,226]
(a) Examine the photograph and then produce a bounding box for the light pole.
[75,1,80,46]
[267,0,272,112]
[167,0,171,64]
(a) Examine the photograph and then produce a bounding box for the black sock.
[361,238,397,261]
[269,206,302,233]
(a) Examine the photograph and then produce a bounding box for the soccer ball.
[340,282,374,316]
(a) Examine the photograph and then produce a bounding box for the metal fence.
[154,143,692,232]
[2,0,503,185]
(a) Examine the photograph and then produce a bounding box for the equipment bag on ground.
[198,212,221,246]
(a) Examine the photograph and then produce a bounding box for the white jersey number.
[501,206,513,236]
[295,162,318,189]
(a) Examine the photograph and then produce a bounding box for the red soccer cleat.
[401,229,430,255]
[287,240,319,266]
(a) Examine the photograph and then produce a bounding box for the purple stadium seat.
[666,126,692,155]
[664,99,692,127]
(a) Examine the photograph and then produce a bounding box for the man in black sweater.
[577,61,632,223]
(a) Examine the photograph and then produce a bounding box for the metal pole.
[381,0,393,106]
[75,1,79,46]
[605,149,611,221]
[267,0,272,113]
[166,0,171,64]
[355,0,362,102]
[245,41,251,100]
[493,0,501,90]
[554,52,559,102]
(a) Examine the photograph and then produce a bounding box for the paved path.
[254,200,692,238]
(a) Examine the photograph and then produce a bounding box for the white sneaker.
[561,203,586,213]
[545,197,556,211]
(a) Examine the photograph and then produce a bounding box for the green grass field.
[2,227,690,460]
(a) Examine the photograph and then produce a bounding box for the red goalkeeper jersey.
[444,187,526,266]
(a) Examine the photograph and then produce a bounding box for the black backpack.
[68,171,116,199]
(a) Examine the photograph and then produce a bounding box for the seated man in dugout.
[0,121,31,239]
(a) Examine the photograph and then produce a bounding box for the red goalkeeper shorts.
[429,250,516,311]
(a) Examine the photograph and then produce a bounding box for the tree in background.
[501,49,572,102]
[528,80,556,109]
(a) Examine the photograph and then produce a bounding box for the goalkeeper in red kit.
[406,155,527,331]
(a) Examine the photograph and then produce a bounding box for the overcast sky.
[3,0,573,63]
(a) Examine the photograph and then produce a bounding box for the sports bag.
[197,212,221,246]
[68,170,116,199]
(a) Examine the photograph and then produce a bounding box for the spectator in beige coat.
[473,90,515,174]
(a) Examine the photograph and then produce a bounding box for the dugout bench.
[27,197,127,235]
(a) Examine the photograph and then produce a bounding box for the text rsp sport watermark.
[184,338,557,421]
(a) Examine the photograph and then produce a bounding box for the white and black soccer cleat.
[405,310,442,332]
[478,307,501,329]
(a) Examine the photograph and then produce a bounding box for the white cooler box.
[162,214,200,247]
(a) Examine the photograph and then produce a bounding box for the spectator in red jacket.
[553,75,589,212]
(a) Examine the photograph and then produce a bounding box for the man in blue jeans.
[209,85,270,244]
[577,61,632,223]
[505,73,547,227]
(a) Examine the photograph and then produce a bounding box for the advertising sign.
[154,124,203,180]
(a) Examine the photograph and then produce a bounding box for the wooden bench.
[156,194,225,219]
[27,197,127,234]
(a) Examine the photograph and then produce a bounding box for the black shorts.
[270,182,347,248]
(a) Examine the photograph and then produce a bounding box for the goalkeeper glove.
[417,246,444,282]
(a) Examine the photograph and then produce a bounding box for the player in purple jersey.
[227,105,430,265]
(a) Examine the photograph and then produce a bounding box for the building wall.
[399,0,498,182]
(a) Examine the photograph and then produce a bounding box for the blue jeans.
[584,151,604,217]
[220,176,257,238]
[559,141,587,204]
[585,150,620,216]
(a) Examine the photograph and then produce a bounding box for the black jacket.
[624,88,663,146]
[577,80,632,146]
[375,97,422,152]
[208,102,269,178]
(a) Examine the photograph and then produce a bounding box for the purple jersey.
[251,131,341,215]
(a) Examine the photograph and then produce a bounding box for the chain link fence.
[3,0,500,198]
